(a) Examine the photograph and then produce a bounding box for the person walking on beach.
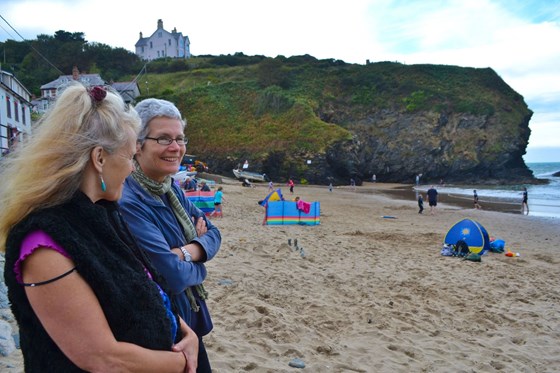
[427,185,438,215]
[521,187,529,215]
[288,178,295,194]
[473,190,482,209]
[350,178,356,191]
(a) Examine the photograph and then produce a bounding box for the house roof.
[111,81,138,91]
[135,37,149,47]
[40,74,106,90]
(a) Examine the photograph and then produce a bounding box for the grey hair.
[134,98,186,140]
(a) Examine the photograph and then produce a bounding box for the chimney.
[139,32,143,39]
[157,19,163,29]
[72,66,79,80]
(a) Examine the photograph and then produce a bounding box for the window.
[168,39,171,46]
[150,41,153,49]
[158,32,162,37]
[7,127,18,149]
[6,96,11,118]
[21,104,26,125]
[14,101,19,121]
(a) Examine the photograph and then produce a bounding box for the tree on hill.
[0,30,142,95]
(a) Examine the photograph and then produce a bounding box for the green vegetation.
[1,31,143,95]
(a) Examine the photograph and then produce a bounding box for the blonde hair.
[0,82,140,251]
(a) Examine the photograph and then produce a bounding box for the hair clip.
[88,86,107,103]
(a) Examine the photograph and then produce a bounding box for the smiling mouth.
[162,157,179,162]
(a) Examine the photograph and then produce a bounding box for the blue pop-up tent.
[444,218,491,255]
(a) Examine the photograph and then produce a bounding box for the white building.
[37,66,106,114]
[37,66,140,112]
[0,70,33,157]
[135,19,191,61]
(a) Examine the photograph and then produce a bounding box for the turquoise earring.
[100,175,106,192]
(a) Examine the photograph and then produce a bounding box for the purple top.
[14,230,71,283]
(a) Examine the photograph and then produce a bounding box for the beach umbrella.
[444,218,491,255]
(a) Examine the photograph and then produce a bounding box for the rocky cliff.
[323,107,533,185]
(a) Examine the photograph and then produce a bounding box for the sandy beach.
[2,181,560,372]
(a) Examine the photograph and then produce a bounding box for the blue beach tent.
[444,218,491,255]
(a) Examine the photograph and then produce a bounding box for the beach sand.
[2,181,560,372]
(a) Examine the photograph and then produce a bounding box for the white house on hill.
[0,70,33,157]
[135,19,191,61]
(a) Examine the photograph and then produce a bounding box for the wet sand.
[376,184,525,215]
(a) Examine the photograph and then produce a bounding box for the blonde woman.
[0,83,197,372]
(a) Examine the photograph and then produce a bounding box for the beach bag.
[490,239,505,253]
[453,240,470,257]
[440,244,454,256]
[464,253,482,262]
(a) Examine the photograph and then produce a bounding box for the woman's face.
[102,128,137,201]
[135,117,186,182]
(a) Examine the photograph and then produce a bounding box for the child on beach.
[288,178,295,194]
[473,190,482,209]
[418,194,424,214]
[212,186,224,217]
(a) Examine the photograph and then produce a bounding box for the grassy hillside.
[131,55,532,183]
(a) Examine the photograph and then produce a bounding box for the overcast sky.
[1,0,559,162]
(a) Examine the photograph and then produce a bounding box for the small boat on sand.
[232,169,268,182]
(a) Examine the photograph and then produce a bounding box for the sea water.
[417,162,560,219]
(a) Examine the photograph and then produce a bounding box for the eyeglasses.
[144,136,188,146]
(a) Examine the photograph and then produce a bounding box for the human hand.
[193,216,207,237]
[172,318,198,373]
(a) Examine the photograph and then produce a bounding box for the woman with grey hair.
[0,84,198,372]
[120,98,221,372]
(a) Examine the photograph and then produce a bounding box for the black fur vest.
[4,192,177,372]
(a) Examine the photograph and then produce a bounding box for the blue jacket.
[120,176,221,335]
